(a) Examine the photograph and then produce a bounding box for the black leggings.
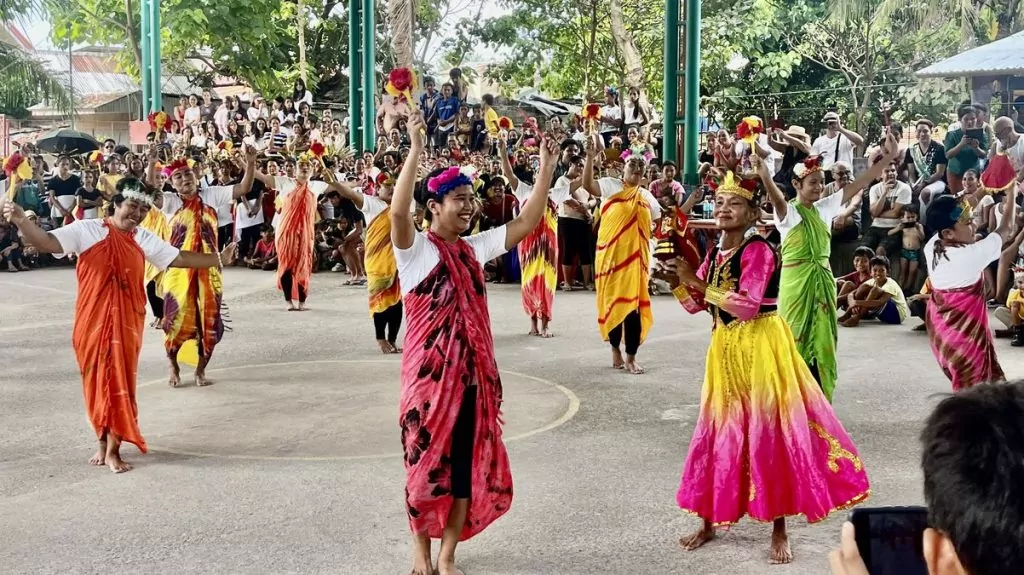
[373,301,403,343]
[218,223,234,250]
[146,280,163,319]
[237,225,261,260]
[450,386,477,499]
[279,269,307,303]
[608,310,642,356]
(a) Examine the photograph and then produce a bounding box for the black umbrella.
[34,128,101,155]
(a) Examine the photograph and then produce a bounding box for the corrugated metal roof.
[916,32,1024,78]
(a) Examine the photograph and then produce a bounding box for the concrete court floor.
[2,266,1018,575]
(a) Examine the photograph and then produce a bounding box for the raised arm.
[582,134,601,197]
[328,180,365,209]
[753,153,788,220]
[993,184,1020,244]
[845,132,899,205]
[230,146,258,199]
[497,138,519,190]
[504,136,558,249]
[680,184,701,214]
[391,112,424,250]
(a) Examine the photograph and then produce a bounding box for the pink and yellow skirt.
[676,313,870,526]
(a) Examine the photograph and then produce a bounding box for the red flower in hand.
[582,103,602,120]
[309,141,326,158]
[388,68,414,93]
[498,116,513,130]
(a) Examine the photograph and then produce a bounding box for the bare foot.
[611,348,625,369]
[150,318,162,329]
[389,344,403,354]
[287,301,297,311]
[540,328,553,338]
[297,302,309,311]
[378,339,394,354]
[841,317,860,328]
[89,441,107,466]
[624,360,646,374]
[679,521,716,550]
[105,441,132,474]
[168,368,181,388]
[837,312,852,324]
[769,520,793,564]
[436,561,464,575]
[195,372,214,387]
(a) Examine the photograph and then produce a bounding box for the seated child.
[246,225,278,270]
[837,246,875,309]
[907,278,932,332]
[840,255,909,327]
[887,204,925,291]
[994,267,1024,346]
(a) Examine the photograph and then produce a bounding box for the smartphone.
[966,128,984,141]
[850,506,929,575]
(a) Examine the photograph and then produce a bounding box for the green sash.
[778,201,839,401]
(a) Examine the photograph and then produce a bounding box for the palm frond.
[0,43,71,115]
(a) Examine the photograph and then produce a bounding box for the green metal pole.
[361,0,375,152]
[140,0,151,117]
[348,0,361,153]
[662,0,678,167]
[150,0,162,113]
[682,0,701,185]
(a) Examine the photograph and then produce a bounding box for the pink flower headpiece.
[426,166,473,199]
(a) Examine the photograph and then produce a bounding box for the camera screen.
[864,512,928,575]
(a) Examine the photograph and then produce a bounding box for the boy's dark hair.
[662,160,678,170]
[900,204,918,217]
[853,246,875,260]
[560,138,579,151]
[921,382,1024,575]
[869,255,890,271]
[482,93,495,106]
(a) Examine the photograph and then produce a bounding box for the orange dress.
[275,182,316,301]
[72,221,148,451]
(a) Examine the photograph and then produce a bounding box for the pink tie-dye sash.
[926,279,1004,391]
[399,231,513,540]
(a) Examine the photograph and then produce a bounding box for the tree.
[0,0,69,117]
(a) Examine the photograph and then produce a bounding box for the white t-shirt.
[235,196,264,230]
[184,106,201,126]
[996,135,1024,173]
[162,186,235,223]
[600,105,621,134]
[394,226,508,296]
[361,194,389,223]
[773,190,845,243]
[49,218,179,269]
[868,277,908,322]
[597,178,663,221]
[556,176,591,220]
[811,132,856,170]
[510,179,572,207]
[867,181,913,229]
[923,233,1001,290]
[974,194,995,229]
[271,177,329,229]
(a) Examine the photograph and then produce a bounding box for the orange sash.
[72,220,148,451]
[276,182,315,300]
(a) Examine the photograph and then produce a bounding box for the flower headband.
[793,155,824,181]
[426,166,473,199]
[163,157,192,177]
[119,180,154,206]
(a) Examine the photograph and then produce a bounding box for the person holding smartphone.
[811,112,865,182]
[944,105,988,194]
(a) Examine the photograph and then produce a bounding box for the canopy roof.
[917,32,1024,78]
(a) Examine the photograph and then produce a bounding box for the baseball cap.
[822,111,840,122]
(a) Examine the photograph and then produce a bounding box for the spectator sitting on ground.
[837,246,875,310]
[887,205,925,291]
[0,220,28,272]
[839,255,908,327]
[245,225,278,270]
[994,267,1024,347]
[830,381,1024,575]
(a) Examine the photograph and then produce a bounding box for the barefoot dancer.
[2,182,233,473]
[160,148,255,387]
[923,191,1017,390]
[582,135,662,374]
[392,113,557,575]
[669,172,870,564]
[334,171,406,353]
[498,137,571,337]
[757,133,899,400]
[253,153,330,310]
